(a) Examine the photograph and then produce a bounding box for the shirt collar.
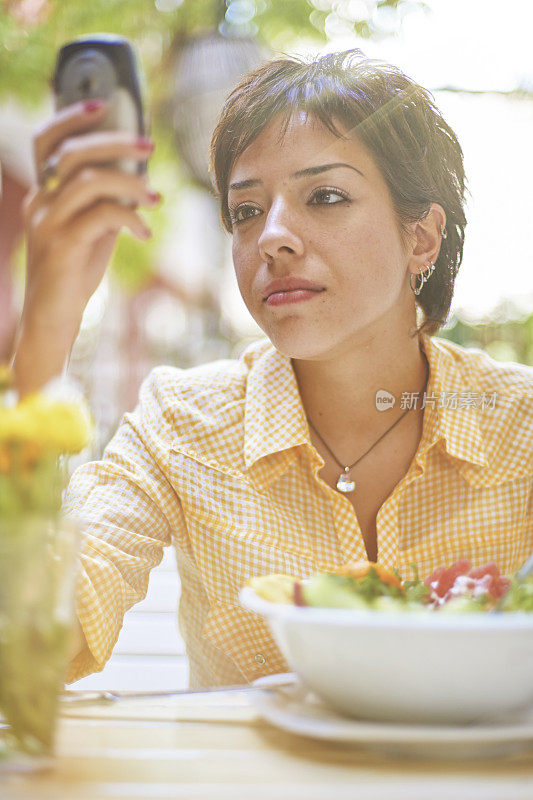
[243,334,489,481]
[243,342,310,472]
[418,333,488,471]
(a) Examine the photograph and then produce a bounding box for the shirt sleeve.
[62,368,187,683]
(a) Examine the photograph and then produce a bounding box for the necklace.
[306,356,429,494]
[307,408,411,493]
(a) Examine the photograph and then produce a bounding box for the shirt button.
[254,653,266,665]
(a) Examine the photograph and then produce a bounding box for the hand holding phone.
[52,34,147,177]
[14,35,159,397]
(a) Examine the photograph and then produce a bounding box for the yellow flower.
[0,405,37,444]
[0,393,93,454]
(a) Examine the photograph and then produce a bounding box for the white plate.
[251,674,533,760]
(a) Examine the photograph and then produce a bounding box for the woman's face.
[228,112,416,360]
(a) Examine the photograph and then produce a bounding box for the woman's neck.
[292,326,428,459]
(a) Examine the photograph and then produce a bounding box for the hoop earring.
[410,261,435,296]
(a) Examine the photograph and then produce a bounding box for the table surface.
[2,690,533,800]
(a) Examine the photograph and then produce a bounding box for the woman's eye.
[308,188,349,206]
[230,204,261,225]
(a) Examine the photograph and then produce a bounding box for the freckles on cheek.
[356,219,382,251]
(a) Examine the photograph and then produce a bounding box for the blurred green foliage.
[0,0,422,107]
[110,115,185,291]
[440,307,533,366]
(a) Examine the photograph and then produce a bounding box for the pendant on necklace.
[336,468,355,493]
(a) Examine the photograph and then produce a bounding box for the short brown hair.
[210,50,467,336]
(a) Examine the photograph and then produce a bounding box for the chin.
[265,327,335,361]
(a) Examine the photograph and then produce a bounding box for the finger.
[91,230,120,269]
[25,162,158,232]
[66,201,152,246]
[45,131,154,186]
[34,99,109,172]
[23,187,40,227]
[45,167,160,229]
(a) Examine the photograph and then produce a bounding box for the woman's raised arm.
[11,98,158,397]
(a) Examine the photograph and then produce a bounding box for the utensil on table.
[61,674,296,706]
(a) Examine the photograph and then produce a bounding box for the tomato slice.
[491,576,511,599]
[434,559,471,597]
[425,565,446,587]
[424,559,511,605]
[466,562,510,599]
[469,562,500,580]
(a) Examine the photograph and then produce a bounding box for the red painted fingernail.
[84,99,105,113]
[147,191,161,203]
[136,137,154,150]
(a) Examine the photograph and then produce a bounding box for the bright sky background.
[336,0,533,92]
[316,0,533,320]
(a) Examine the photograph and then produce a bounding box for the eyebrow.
[228,162,365,191]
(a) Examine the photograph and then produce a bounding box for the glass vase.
[0,513,80,773]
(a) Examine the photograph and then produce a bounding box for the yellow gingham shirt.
[64,333,533,687]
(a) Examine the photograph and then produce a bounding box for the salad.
[248,559,533,613]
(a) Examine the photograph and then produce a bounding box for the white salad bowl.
[240,586,533,724]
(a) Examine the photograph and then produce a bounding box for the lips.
[263,277,325,301]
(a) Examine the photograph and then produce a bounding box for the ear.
[407,203,447,276]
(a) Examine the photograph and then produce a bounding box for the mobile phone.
[52,34,147,176]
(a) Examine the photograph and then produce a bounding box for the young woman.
[12,50,533,688]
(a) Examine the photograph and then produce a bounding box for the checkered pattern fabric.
[64,334,533,687]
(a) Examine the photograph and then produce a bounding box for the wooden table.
[2,690,533,800]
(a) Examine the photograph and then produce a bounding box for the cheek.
[231,239,244,279]
[355,213,407,276]
[232,241,255,302]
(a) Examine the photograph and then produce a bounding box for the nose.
[257,199,304,262]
